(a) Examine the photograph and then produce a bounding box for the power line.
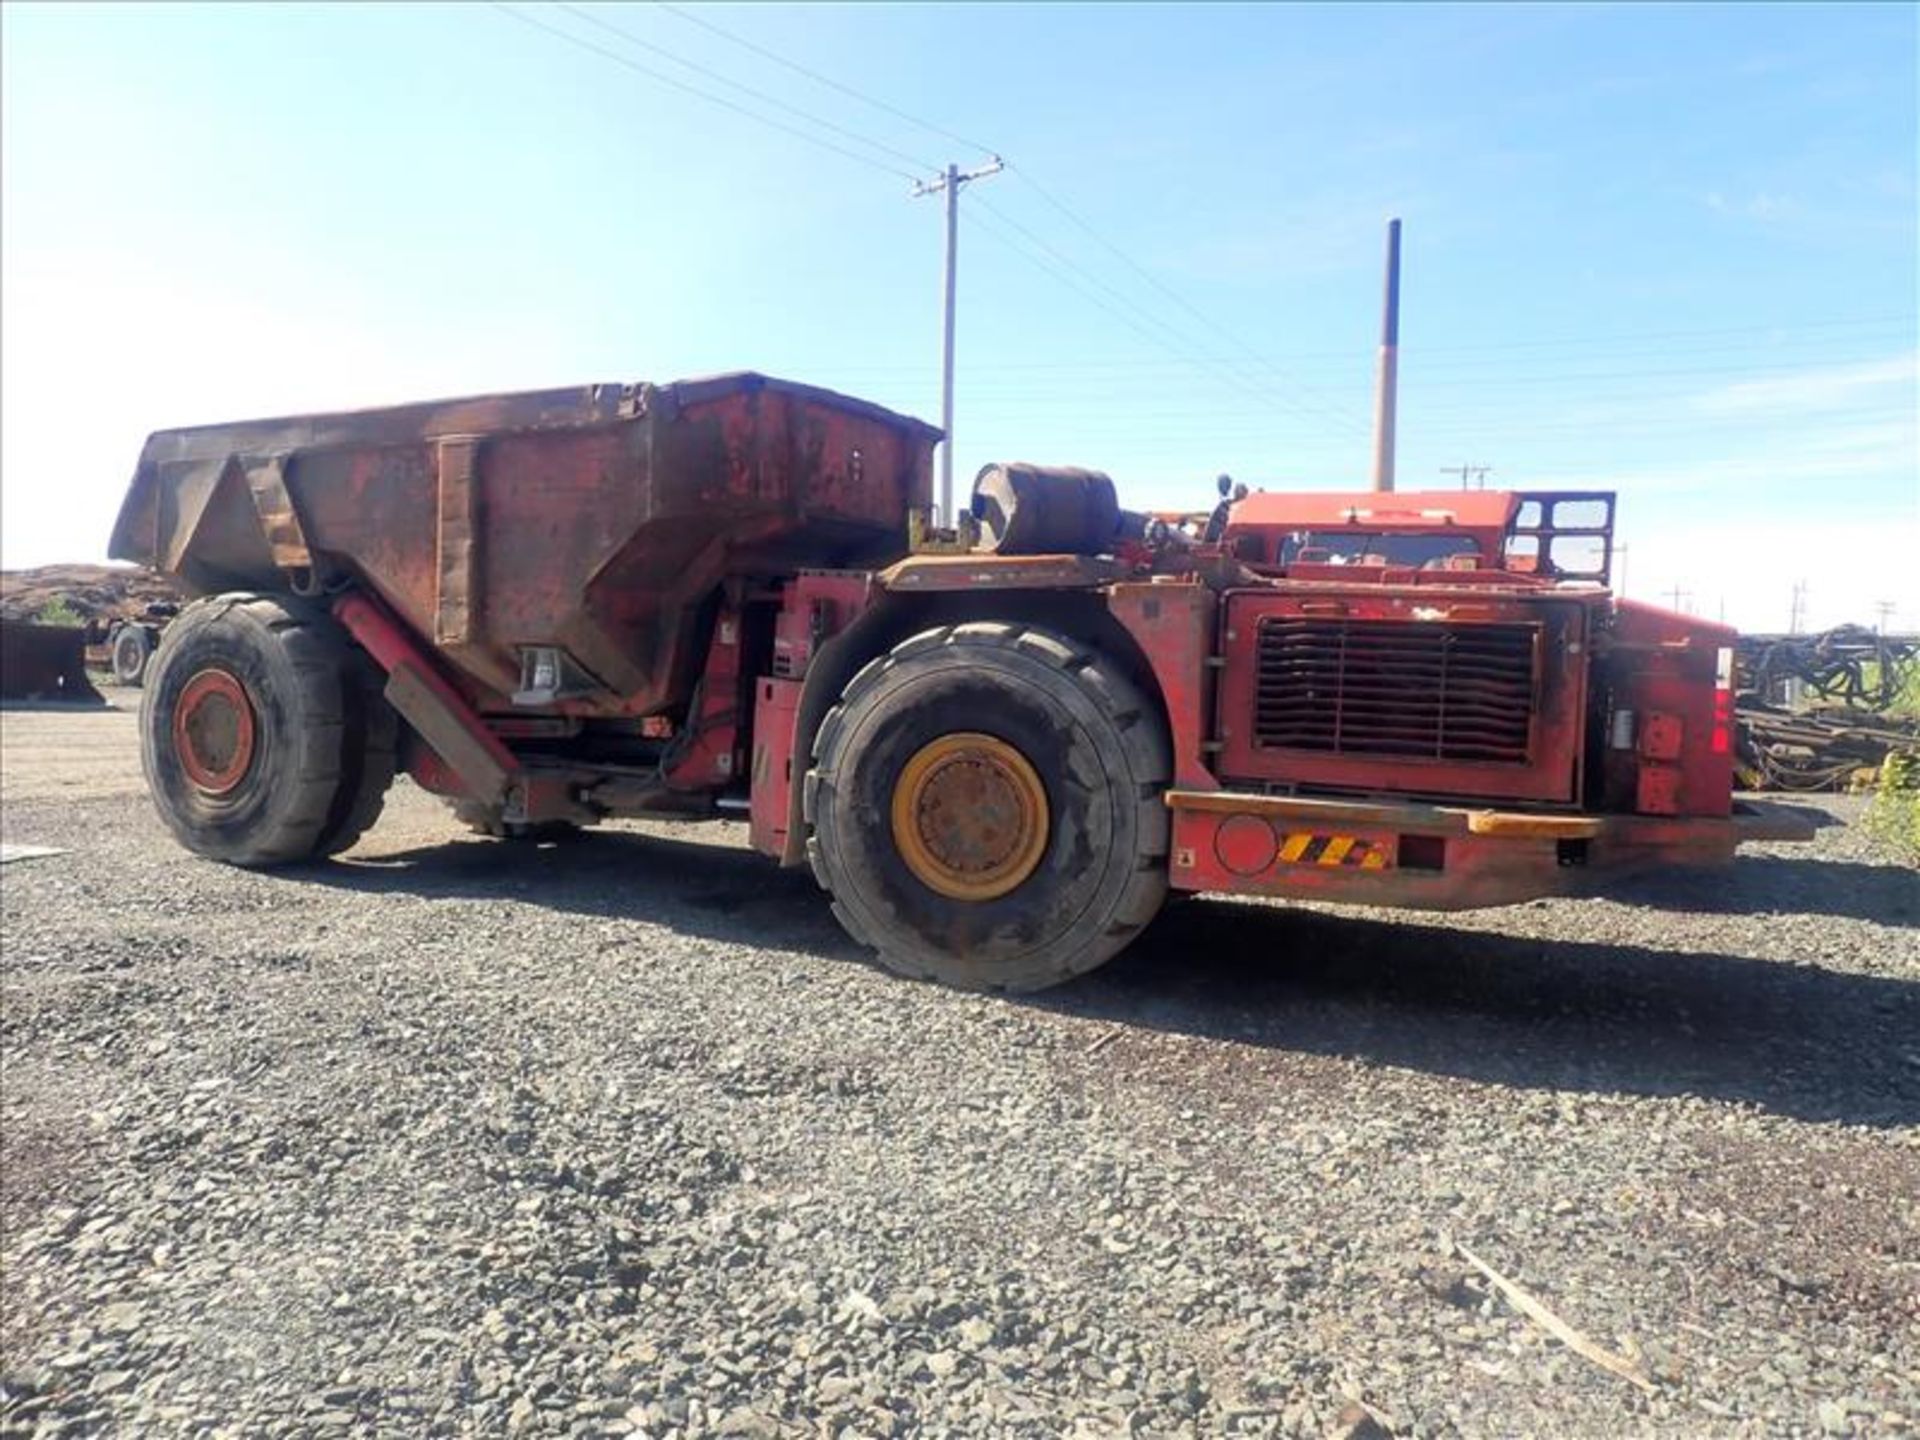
[937,362,1918,399]
[972,197,1197,346]
[940,391,1914,424]
[950,414,1915,445]
[552,2,937,174]
[1371,314,1917,354]
[634,4,1367,438]
[490,3,921,183]
[961,210,1239,381]
[860,314,1910,374]
[971,194,1368,433]
[1317,330,1918,369]
[941,377,1917,410]
[510,0,1298,496]
[961,210,1361,440]
[932,425,1906,457]
[494,3,1912,475]
[931,403,1915,445]
[506,0,1351,442]
[1008,164,1370,425]
[818,323,1916,373]
[947,353,1916,391]
[964,208,1365,439]
[593,0,1918,433]
[970,196,1364,434]
[654,0,999,158]
[1395,356,1920,387]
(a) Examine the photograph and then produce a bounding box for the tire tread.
[806,621,1170,992]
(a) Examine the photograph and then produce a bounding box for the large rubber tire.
[805,621,1170,992]
[111,624,153,687]
[140,593,397,866]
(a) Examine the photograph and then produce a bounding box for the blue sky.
[3,2,1914,629]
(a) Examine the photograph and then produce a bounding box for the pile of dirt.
[0,565,180,628]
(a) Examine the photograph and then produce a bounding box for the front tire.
[805,622,1170,992]
[141,594,396,866]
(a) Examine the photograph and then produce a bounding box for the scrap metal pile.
[0,565,181,695]
[1736,626,1920,790]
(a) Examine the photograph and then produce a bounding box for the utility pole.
[1665,584,1692,614]
[912,155,1004,524]
[1371,217,1403,493]
[1789,579,1807,635]
[1440,462,1492,490]
[1874,599,1896,635]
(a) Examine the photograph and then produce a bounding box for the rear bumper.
[1166,789,1819,910]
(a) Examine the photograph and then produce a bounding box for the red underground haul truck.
[110,373,1812,991]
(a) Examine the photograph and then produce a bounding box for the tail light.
[1711,646,1734,755]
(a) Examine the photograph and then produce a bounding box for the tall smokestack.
[1371,217,1402,493]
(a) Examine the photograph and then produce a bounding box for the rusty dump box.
[110,374,940,715]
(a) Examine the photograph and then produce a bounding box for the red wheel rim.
[172,668,257,795]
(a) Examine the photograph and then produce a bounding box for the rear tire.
[806,621,1170,992]
[111,624,153,687]
[141,593,396,866]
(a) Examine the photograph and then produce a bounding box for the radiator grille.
[1253,617,1538,763]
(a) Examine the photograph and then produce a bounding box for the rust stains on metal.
[878,553,1123,591]
[170,667,257,794]
[114,373,940,721]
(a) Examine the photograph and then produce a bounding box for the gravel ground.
[2,699,1915,1439]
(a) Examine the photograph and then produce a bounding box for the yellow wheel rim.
[890,732,1050,901]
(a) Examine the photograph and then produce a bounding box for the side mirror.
[1216,473,1233,498]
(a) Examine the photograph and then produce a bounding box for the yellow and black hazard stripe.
[1275,833,1389,869]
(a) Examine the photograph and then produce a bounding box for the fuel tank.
[971,463,1122,555]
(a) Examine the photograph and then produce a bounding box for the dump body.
[112,374,940,716]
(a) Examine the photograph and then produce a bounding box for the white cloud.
[1704,189,1803,223]
[1534,416,1915,499]
[1693,351,1919,415]
[1525,409,1916,630]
